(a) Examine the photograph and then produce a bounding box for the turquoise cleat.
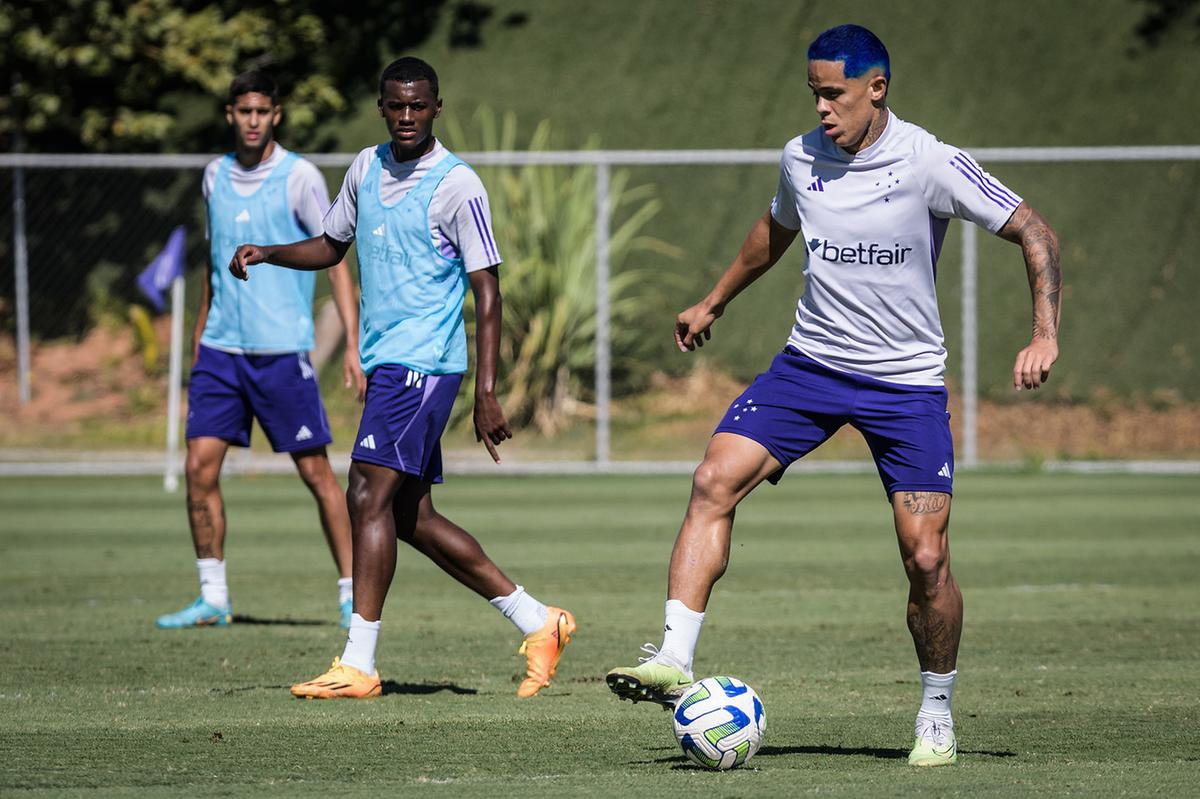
[339,599,353,629]
[155,596,232,629]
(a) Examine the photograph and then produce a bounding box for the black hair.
[228,71,279,105]
[379,57,439,97]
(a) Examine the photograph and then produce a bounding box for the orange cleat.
[290,657,382,699]
[517,607,576,698]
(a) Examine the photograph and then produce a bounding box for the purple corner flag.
[137,226,186,313]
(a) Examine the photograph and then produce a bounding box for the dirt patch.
[0,322,170,444]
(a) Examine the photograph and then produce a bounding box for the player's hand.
[343,349,366,402]
[1012,337,1058,391]
[675,302,719,352]
[228,244,269,281]
[473,392,513,463]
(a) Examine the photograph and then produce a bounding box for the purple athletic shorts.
[714,347,955,497]
[186,344,332,452]
[351,365,463,484]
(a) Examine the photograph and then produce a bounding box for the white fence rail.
[5,146,1200,478]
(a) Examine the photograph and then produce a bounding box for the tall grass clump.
[443,109,681,434]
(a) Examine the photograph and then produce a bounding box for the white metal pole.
[164,276,185,492]
[13,159,31,405]
[961,223,978,468]
[594,162,612,466]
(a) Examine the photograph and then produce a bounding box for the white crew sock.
[196,558,228,608]
[489,585,549,636]
[660,599,704,675]
[917,669,957,725]
[337,577,353,606]
[340,613,381,675]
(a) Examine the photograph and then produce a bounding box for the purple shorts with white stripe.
[351,365,463,483]
[714,348,955,498]
[186,344,332,453]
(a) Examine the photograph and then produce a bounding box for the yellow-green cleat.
[606,645,693,707]
[908,718,957,766]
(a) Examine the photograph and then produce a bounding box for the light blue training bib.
[202,151,316,352]
[355,144,470,375]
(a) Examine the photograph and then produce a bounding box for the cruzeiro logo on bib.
[807,237,913,266]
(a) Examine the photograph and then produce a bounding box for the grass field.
[2,473,1198,796]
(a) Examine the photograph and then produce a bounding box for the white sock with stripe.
[196,558,228,609]
[340,613,381,674]
[660,599,704,675]
[489,585,548,636]
[917,669,956,726]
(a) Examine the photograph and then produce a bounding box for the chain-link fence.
[3,148,1199,478]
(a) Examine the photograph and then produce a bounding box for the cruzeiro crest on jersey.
[806,236,913,266]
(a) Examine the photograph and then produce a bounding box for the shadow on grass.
[633,743,1017,767]
[381,680,478,696]
[231,614,326,626]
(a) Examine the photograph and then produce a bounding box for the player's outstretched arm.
[228,234,350,281]
[468,266,513,463]
[675,210,799,351]
[998,202,1061,391]
[327,260,366,401]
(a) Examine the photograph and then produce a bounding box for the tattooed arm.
[997,202,1061,390]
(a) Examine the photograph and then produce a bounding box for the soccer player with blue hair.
[228,57,575,699]
[607,24,1061,766]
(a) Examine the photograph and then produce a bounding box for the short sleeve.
[769,156,802,231]
[288,160,332,237]
[322,149,373,244]
[433,166,502,272]
[921,144,1023,233]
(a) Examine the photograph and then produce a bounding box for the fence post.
[961,222,978,468]
[163,276,185,492]
[12,156,31,406]
[594,162,611,467]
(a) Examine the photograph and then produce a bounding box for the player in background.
[228,57,576,699]
[156,71,364,631]
[606,25,1061,767]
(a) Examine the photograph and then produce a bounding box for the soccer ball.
[672,676,766,770]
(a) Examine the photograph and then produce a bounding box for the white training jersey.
[323,139,501,272]
[202,145,330,239]
[771,113,1022,385]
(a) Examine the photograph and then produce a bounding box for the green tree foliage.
[1,0,448,152]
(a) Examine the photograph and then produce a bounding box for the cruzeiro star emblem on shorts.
[731,399,759,422]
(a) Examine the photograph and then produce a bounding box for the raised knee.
[691,461,737,511]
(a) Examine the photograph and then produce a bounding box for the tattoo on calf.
[188,498,218,557]
[901,491,948,515]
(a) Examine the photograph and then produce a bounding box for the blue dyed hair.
[807,24,890,81]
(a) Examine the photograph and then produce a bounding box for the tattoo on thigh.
[901,491,948,515]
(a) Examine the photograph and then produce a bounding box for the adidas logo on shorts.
[295,425,313,441]
[358,434,377,450]
[937,463,952,479]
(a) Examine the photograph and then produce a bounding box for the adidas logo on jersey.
[806,177,826,192]
[372,224,385,237]
[358,434,377,450]
[938,463,952,479]
[807,237,913,266]
[295,425,313,441]
[235,209,250,223]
